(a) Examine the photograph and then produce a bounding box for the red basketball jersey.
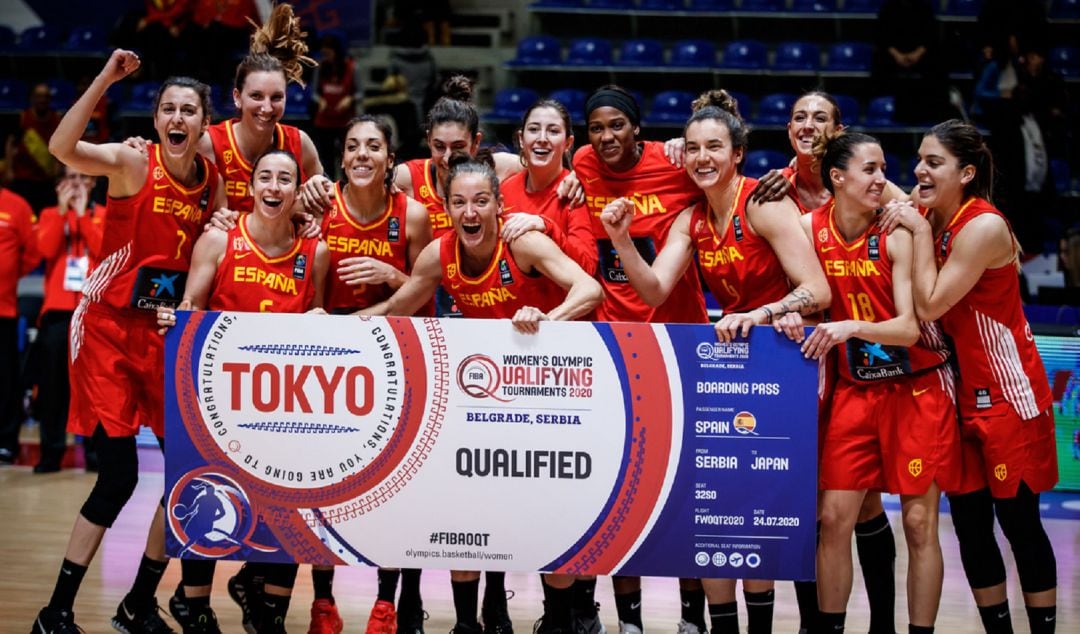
[83,144,217,313]
[500,168,597,274]
[207,119,305,212]
[689,175,791,313]
[574,141,706,324]
[322,184,410,312]
[404,158,452,238]
[929,197,1052,419]
[780,165,815,215]
[208,214,318,313]
[811,202,950,383]
[438,232,563,319]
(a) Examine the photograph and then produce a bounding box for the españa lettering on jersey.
[406,158,452,238]
[573,141,706,324]
[208,214,319,313]
[322,185,410,312]
[689,176,791,313]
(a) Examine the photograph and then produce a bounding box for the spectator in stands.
[872,0,951,124]
[187,0,260,83]
[130,0,192,79]
[4,83,62,213]
[0,184,39,465]
[393,0,452,46]
[1060,227,1080,288]
[311,33,360,180]
[30,164,104,473]
[379,21,439,158]
[977,0,1048,68]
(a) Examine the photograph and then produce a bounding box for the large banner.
[165,314,818,580]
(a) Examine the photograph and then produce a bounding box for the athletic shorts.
[955,407,1059,498]
[820,366,961,495]
[69,302,165,438]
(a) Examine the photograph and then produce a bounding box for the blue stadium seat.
[286,83,309,111]
[548,88,587,124]
[688,0,735,9]
[17,25,63,51]
[590,0,633,8]
[64,26,107,52]
[1051,0,1080,19]
[832,93,861,125]
[640,0,684,8]
[617,39,664,67]
[566,37,613,66]
[1051,159,1073,194]
[491,88,539,120]
[720,40,767,69]
[865,96,897,127]
[885,152,913,187]
[213,84,235,120]
[670,40,716,67]
[509,36,561,66]
[46,79,75,109]
[741,0,784,10]
[1049,47,1080,78]
[125,81,160,113]
[744,150,789,179]
[792,0,837,12]
[825,42,873,71]
[754,92,798,125]
[724,91,752,119]
[646,91,696,124]
[0,26,16,50]
[841,0,881,11]
[942,0,982,16]
[773,42,820,71]
[0,78,26,109]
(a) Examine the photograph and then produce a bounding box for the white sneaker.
[618,622,642,634]
[675,620,702,634]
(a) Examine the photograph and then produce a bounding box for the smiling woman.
[34,48,227,633]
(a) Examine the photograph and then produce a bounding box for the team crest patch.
[994,463,1007,481]
[908,458,923,477]
[818,228,828,243]
[419,184,432,199]
[446,263,457,279]
[223,149,234,164]
[153,165,165,181]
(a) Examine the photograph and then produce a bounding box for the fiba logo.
[908,458,923,477]
[733,411,757,435]
[167,470,277,559]
[696,341,750,361]
[456,354,510,402]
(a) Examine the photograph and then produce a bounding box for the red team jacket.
[321,185,411,313]
[438,232,563,319]
[811,202,950,384]
[689,175,791,313]
[208,214,319,313]
[207,119,305,212]
[574,141,707,324]
[927,197,1052,419]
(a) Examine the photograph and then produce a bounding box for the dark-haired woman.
[362,152,602,634]
[879,120,1058,634]
[601,90,829,634]
[499,99,597,275]
[36,49,226,633]
[158,148,329,633]
[576,83,706,634]
[801,131,959,634]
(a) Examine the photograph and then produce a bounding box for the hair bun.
[692,89,740,118]
[442,75,475,103]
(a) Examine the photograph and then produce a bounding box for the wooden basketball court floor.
[1,452,1076,633]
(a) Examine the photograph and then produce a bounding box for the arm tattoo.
[779,287,818,316]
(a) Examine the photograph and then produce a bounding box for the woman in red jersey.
[362,152,602,634]
[498,99,597,275]
[322,115,432,315]
[878,119,1058,634]
[601,90,829,634]
[575,83,708,634]
[201,3,323,214]
[799,131,960,634]
[158,149,329,633]
[35,49,225,634]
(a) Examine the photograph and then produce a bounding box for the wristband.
[759,306,774,322]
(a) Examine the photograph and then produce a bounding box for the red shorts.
[820,367,962,495]
[955,407,1059,498]
[69,302,165,438]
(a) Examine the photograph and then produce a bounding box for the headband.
[585,89,641,127]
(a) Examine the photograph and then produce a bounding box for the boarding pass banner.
[164,313,817,580]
